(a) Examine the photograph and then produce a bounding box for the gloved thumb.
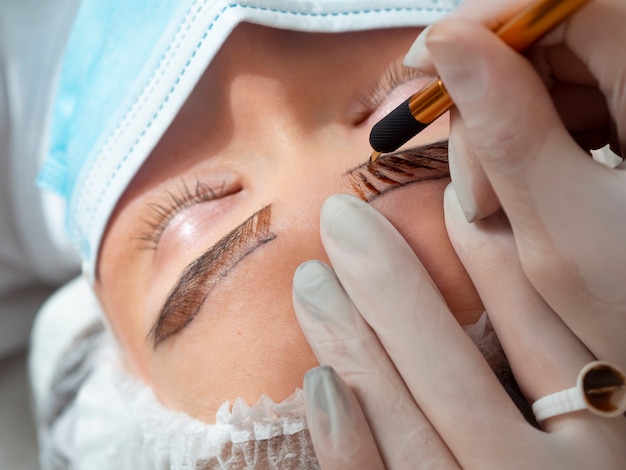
[304,365,385,470]
[424,16,587,223]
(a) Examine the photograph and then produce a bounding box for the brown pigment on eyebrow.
[376,157,412,176]
[148,205,275,347]
[382,155,441,171]
[347,141,450,202]
[350,179,367,201]
[367,168,401,185]
[357,169,381,196]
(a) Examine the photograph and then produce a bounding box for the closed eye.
[136,178,242,251]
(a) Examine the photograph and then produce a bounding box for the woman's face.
[94,23,484,422]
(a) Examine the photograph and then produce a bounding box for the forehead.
[39,0,460,280]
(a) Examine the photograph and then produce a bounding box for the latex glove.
[403,0,626,370]
[293,194,626,469]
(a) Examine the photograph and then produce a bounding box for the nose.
[211,32,352,155]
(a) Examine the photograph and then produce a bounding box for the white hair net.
[41,331,316,469]
[30,278,535,469]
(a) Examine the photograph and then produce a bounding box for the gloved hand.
[293,193,626,469]
[403,0,626,372]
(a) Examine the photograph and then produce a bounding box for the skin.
[94,23,484,423]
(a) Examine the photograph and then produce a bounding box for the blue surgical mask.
[37,0,462,280]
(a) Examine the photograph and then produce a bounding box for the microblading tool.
[369,0,592,162]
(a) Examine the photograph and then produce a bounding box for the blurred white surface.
[0,349,39,470]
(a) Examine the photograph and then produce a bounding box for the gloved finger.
[526,42,597,87]
[558,0,626,145]
[447,117,498,222]
[426,14,580,222]
[447,79,610,222]
[408,0,626,143]
[549,82,610,139]
[443,186,602,430]
[293,260,458,469]
[404,0,535,71]
[445,186,626,452]
[319,194,531,467]
[426,16,626,367]
[303,366,385,470]
[524,45,610,136]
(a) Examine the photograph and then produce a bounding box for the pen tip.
[370,151,382,163]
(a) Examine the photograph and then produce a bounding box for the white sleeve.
[0,0,82,356]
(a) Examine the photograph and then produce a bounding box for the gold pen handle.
[496,0,591,50]
[370,0,593,158]
[413,0,593,124]
[408,79,453,124]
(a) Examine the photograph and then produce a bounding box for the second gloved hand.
[293,193,501,469]
[293,193,626,469]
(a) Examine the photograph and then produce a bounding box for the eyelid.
[148,205,275,348]
[137,177,242,251]
[353,60,429,125]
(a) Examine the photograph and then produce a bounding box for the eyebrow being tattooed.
[148,205,275,347]
[146,141,448,346]
[347,140,449,202]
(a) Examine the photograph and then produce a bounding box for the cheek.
[371,179,484,324]
[95,236,155,383]
[146,229,323,422]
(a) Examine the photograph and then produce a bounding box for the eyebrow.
[344,140,449,202]
[148,205,275,347]
[149,140,449,346]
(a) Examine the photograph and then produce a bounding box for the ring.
[532,361,626,423]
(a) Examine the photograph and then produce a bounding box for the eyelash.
[357,61,428,118]
[137,64,426,249]
[137,179,227,250]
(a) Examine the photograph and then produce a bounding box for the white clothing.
[0,0,81,357]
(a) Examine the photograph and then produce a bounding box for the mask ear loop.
[531,361,626,423]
